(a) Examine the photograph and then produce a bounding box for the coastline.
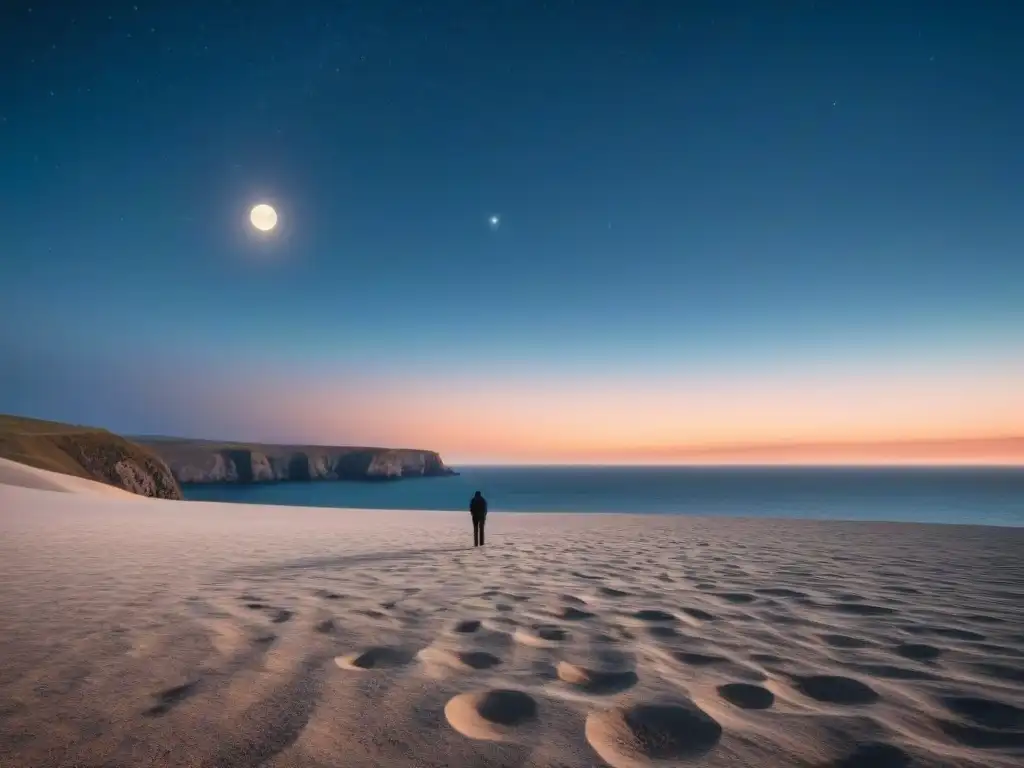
[180,464,1024,527]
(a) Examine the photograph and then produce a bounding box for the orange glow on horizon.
[172,352,1024,465]
[451,436,1024,466]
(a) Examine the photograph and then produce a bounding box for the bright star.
[488,214,500,230]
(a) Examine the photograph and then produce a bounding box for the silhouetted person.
[470,491,488,547]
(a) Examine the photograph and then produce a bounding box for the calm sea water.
[181,466,1024,527]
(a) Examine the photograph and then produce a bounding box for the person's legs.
[473,518,480,546]
[479,517,485,546]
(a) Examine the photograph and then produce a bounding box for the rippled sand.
[1,462,1022,767]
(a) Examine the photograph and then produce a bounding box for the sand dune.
[0,456,135,497]
[0,467,1022,767]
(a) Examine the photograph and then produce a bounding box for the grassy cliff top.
[0,414,119,477]
[0,414,180,492]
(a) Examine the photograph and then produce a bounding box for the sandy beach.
[1,460,1022,767]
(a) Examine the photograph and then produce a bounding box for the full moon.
[249,203,278,232]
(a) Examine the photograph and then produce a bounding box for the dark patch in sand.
[314,619,335,634]
[969,662,1024,683]
[681,607,716,622]
[795,675,879,705]
[633,609,676,622]
[845,663,937,681]
[941,696,1023,730]
[820,634,872,649]
[894,643,942,662]
[717,683,774,710]
[674,652,727,667]
[829,742,911,768]
[144,681,200,717]
[717,593,756,604]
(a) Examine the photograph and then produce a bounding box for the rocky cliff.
[134,438,456,485]
[0,414,183,499]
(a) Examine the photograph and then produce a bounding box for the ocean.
[181,466,1024,527]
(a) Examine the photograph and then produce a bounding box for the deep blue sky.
[1,1,1022,459]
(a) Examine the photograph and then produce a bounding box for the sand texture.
[1,466,1023,767]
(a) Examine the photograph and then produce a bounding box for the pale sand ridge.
[0,465,1022,767]
[0,456,135,497]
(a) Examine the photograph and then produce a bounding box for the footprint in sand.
[335,646,417,671]
[717,683,775,710]
[829,742,912,768]
[793,675,879,705]
[893,642,942,661]
[244,603,293,624]
[354,608,387,620]
[555,606,595,621]
[680,607,716,622]
[143,681,200,717]
[940,695,1023,730]
[632,609,676,623]
[514,624,570,647]
[313,589,344,600]
[455,651,503,670]
[645,625,683,641]
[715,592,757,605]
[450,619,482,634]
[482,616,519,631]
[418,647,503,672]
[444,689,539,742]
[556,661,638,695]
[585,701,722,767]
[933,696,1024,749]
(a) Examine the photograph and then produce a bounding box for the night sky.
[1,1,1022,463]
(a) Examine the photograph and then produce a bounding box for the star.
[488,214,501,230]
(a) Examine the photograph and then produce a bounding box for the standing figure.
[470,491,488,547]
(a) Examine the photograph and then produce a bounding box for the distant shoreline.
[181,464,1024,528]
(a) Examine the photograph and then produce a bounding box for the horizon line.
[448,461,1024,468]
[445,435,1024,466]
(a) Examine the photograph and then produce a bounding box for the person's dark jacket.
[470,494,488,519]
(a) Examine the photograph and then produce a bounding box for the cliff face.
[134,439,456,485]
[0,414,183,499]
